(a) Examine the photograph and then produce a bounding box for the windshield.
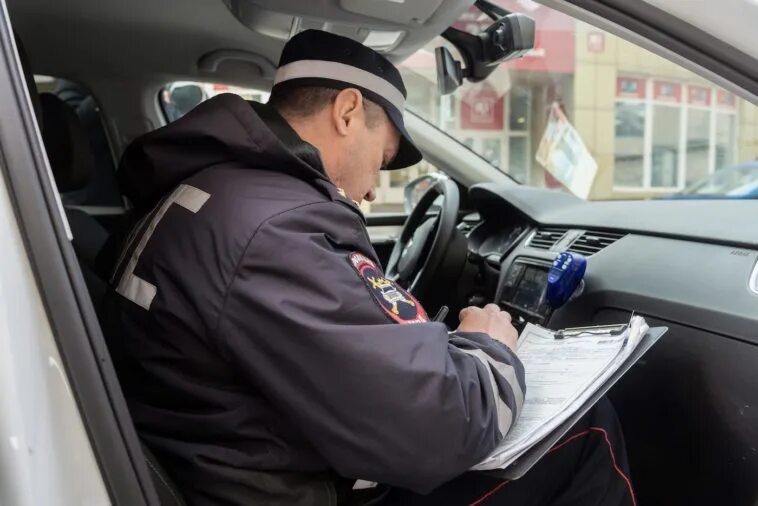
[398,0,758,200]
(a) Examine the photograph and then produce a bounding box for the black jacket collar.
[249,101,326,177]
[117,93,336,214]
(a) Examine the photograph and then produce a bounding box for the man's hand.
[457,304,519,353]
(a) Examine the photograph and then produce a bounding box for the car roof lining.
[6,0,472,90]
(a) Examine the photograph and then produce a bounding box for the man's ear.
[331,88,364,136]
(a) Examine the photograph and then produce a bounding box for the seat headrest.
[39,92,94,192]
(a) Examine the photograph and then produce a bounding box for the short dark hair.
[268,86,383,127]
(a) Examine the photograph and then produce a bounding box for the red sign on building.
[461,83,504,130]
[717,90,736,109]
[687,85,711,107]
[616,77,646,99]
[653,81,681,102]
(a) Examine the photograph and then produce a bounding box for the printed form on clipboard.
[473,315,661,472]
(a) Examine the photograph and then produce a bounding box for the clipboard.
[481,326,667,480]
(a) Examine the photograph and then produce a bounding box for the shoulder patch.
[349,252,428,324]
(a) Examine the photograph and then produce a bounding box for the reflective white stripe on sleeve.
[460,348,523,438]
[116,184,210,310]
[273,59,405,113]
[352,480,378,490]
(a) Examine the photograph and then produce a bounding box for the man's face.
[323,89,400,204]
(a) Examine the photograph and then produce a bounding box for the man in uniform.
[103,30,635,505]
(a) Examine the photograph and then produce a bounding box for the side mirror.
[403,173,447,213]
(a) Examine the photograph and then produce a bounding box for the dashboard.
[457,182,758,504]
[367,180,758,502]
[461,182,758,340]
[468,220,528,261]
[464,215,551,329]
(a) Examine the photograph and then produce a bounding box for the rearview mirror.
[480,12,535,65]
[435,47,463,96]
[435,4,535,95]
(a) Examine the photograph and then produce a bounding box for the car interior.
[4,0,758,505]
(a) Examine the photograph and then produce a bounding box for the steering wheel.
[385,178,460,297]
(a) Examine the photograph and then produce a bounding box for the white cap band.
[273,59,406,112]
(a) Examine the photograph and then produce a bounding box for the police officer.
[104,30,634,505]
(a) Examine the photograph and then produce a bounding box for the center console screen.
[511,265,548,313]
[500,258,552,321]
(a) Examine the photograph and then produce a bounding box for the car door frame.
[0,4,158,505]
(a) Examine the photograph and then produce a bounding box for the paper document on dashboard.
[472,316,649,471]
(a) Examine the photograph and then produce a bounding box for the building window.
[508,86,531,183]
[613,77,737,191]
[508,136,529,183]
[614,101,646,187]
[716,112,737,169]
[685,86,711,186]
[650,104,681,187]
[509,86,530,131]
[481,138,502,167]
[441,94,457,130]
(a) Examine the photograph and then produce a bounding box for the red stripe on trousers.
[468,426,636,506]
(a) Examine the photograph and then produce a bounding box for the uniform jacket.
[103,93,526,505]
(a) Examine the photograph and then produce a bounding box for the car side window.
[33,75,121,207]
[159,82,269,122]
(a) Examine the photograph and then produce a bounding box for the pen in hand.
[433,305,449,323]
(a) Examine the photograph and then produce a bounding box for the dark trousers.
[375,397,634,506]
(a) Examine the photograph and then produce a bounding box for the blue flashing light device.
[546,252,587,309]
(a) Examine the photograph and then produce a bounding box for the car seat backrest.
[39,92,96,193]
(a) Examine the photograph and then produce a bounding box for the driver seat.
[14,32,187,506]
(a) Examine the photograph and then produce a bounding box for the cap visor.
[384,107,423,170]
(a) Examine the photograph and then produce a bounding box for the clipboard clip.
[555,312,636,340]
[554,323,629,340]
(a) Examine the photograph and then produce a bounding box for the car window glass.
[34,75,121,207]
[398,1,758,200]
[159,82,269,122]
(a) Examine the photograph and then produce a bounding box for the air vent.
[527,227,569,250]
[567,230,626,256]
